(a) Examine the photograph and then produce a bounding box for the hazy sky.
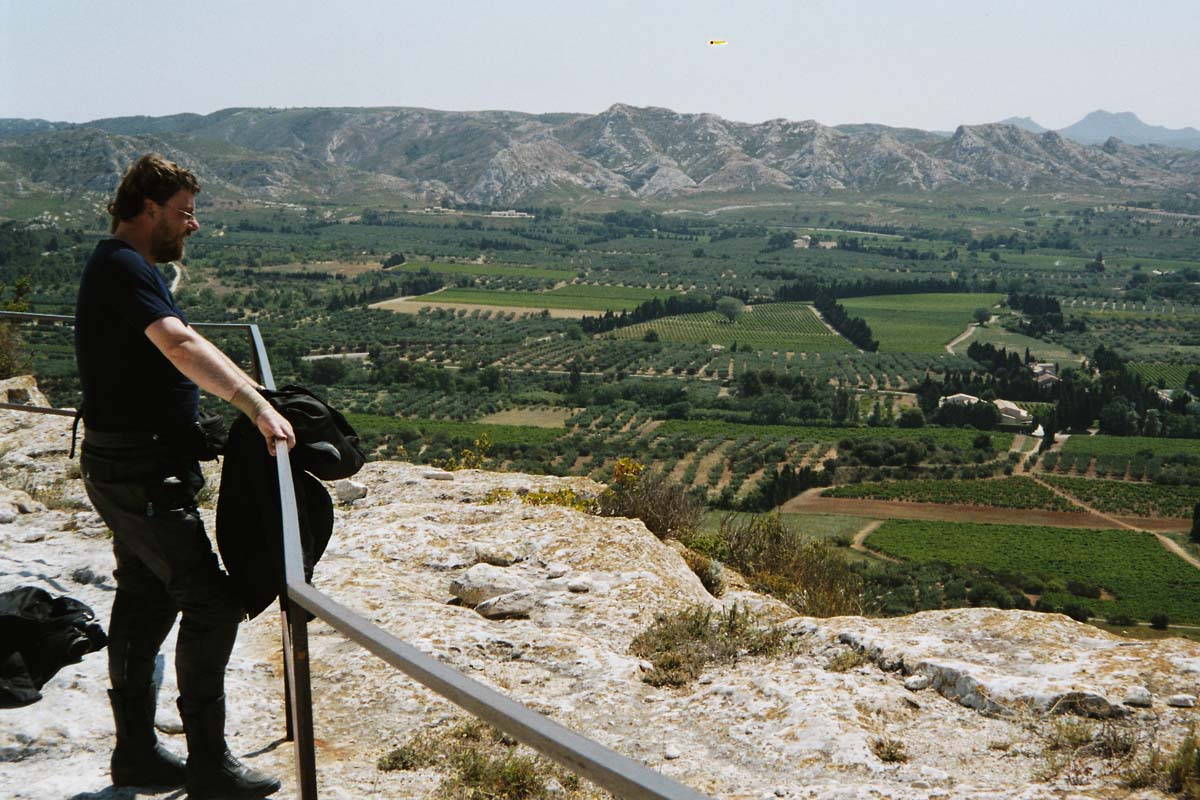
[2,0,1197,131]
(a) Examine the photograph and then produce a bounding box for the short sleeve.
[101,248,183,332]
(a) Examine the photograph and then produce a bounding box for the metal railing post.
[273,439,318,800]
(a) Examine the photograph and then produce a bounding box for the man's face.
[149,190,199,263]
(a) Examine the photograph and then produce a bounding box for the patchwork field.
[613,302,854,352]
[1041,475,1198,518]
[1130,362,1199,389]
[390,261,577,281]
[1060,434,1200,459]
[960,323,1086,364]
[866,520,1200,623]
[840,293,1006,354]
[344,413,566,446]
[657,419,1014,450]
[824,477,1077,512]
[477,407,575,428]
[416,284,681,312]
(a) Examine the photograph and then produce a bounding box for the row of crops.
[1130,362,1198,389]
[866,520,1200,624]
[1061,434,1200,459]
[614,303,854,352]
[824,477,1077,512]
[1040,475,1197,518]
[420,284,680,312]
[657,419,1015,451]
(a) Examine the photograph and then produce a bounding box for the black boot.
[178,694,281,799]
[108,685,187,787]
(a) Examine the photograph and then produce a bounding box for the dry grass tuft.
[630,604,785,687]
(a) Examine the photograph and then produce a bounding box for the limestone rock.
[904,674,931,691]
[475,590,536,619]
[1124,687,1153,707]
[473,542,527,567]
[449,563,534,607]
[0,375,51,408]
[1168,694,1196,708]
[334,479,367,503]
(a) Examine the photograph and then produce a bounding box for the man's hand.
[256,406,296,456]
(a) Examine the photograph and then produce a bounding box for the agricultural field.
[1041,475,1198,518]
[613,302,854,352]
[1044,434,1200,482]
[1060,434,1200,459]
[414,284,680,312]
[391,261,577,281]
[959,322,1085,365]
[477,407,576,427]
[1130,362,1198,389]
[699,511,875,543]
[824,477,1077,512]
[866,520,1200,624]
[343,413,567,447]
[658,419,1014,451]
[839,293,1006,354]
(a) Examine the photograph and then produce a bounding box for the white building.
[994,399,1033,425]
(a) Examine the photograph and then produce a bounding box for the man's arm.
[145,316,295,453]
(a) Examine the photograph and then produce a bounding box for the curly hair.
[107,153,200,232]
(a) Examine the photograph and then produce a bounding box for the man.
[75,153,295,799]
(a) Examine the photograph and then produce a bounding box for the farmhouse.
[793,235,812,249]
[1035,372,1061,389]
[938,392,981,407]
[994,399,1033,425]
[1030,362,1058,377]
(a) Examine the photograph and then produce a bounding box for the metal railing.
[1,310,716,800]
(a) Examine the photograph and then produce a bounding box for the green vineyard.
[1041,475,1197,518]
[840,293,1006,354]
[824,477,1077,511]
[613,302,854,352]
[867,520,1200,624]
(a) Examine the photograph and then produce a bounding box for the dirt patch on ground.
[371,299,591,319]
[477,407,574,428]
[781,490,1187,532]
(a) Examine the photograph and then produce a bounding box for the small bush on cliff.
[432,434,492,471]
[630,604,785,687]
[680,548,725,597]
[377,718,593,798]
[689,513,865,618]
[598,458,703,540]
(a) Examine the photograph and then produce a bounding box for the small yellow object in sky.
[707,39,727,46]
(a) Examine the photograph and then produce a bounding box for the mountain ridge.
[1,104,1198,207]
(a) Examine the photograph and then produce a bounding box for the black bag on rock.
[0,586,107,708]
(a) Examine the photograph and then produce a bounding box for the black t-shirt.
[75,239,199,432]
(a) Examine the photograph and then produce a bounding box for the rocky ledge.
[1,376,1198,799]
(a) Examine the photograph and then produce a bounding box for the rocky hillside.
[3,375,1200,799]
[2,104,1199,207]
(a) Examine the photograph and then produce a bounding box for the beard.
[149,216,185,263]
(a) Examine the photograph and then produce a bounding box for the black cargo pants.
[81,431,243,704]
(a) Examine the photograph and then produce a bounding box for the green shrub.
[598,459,704,540]
[681,549,725,597]
[1062,603,1093,623]
[630,605,785,687]
[1151,613,1171,630]
[711,513,864,617]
